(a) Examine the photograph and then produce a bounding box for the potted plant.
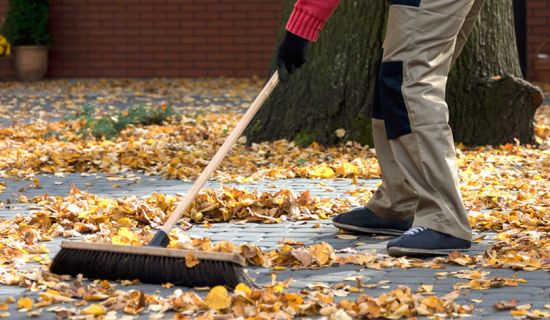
[1,0,51,81]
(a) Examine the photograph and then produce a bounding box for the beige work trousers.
[366,0,486,241]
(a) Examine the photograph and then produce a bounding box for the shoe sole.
[387,246,469,257]
[332,221,405,236]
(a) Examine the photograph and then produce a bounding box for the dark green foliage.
[1,0,51,46]
[71,104,180,139]
[293,131,315,147]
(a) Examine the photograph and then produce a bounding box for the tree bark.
[245,0,543,146]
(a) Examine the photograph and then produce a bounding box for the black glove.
[276,31,309,82]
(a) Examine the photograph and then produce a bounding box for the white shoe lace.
[404,226,427,236]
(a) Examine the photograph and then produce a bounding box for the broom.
[50,72,280,288]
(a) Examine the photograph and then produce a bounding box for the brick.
[154,53,181,60]
[115,12,140,20]
[166,12,193,20]
[100,4,128,12]
[193,28,222,36]
[101,20,127,28]
[127,52,156,60]
[88,12,115,20]
[115,60,141,69]
[127,5,154,12]
[153,20,180,28]
[153,37,180,45]
[193,12,221,20]
[142,61,168,69]
[207,37,234,44]
[115,45,141,52]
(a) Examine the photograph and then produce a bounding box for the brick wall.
[0,0,282,78]
[527,0,550,80]
[0,1,548,79]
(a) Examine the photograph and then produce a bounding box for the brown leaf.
[493,298,518,311]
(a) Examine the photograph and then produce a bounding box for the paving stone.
[514,270,550,280]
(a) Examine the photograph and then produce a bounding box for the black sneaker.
[387,226,471,257]
[332,207,413,236]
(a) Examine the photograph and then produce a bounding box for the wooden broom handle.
[162,72,280,233]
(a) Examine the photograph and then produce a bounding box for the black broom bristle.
[50,248,254,288]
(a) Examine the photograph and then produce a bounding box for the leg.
[378,0,484,255]
[366,124,418,220]
[452,0,487,66]
[367,52,419,220]
[332,59,418,236]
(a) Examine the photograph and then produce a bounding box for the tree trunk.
[245,0,543,146]
[447,1,543,145]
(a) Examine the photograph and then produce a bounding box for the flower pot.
[13,46,49,81]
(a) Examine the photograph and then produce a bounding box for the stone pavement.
[0,173,549,319]
[0,81,548,319]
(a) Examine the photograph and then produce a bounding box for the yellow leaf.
[235,283,251,295]
[310,164,335,179]
[510,309,529,316]
[185,252,200,268]
[16,297,32,310]
[112,227,139,245]
[81,304,107,315]
[204,286,231,310]
[273,283,285,293]
[18,195,28,203]
[117,217,136,228]
[421,296,445,312]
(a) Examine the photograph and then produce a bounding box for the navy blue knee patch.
[390,0,421,7]
[379,61,411,139]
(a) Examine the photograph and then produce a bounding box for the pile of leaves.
[25,185,354,234]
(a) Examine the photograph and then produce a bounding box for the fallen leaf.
[80,304,107,315]
[185,252,200,268]
[204,286,231,310]
[16,297,32,310]
[493,298,518,311]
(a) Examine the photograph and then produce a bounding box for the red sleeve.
[285,0,341,42]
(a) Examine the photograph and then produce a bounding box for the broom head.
[50,241,253,288]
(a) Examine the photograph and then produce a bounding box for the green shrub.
[73,104,180,139]
[1,0,51,46]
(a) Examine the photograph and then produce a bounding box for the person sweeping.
[277,0,486,257]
